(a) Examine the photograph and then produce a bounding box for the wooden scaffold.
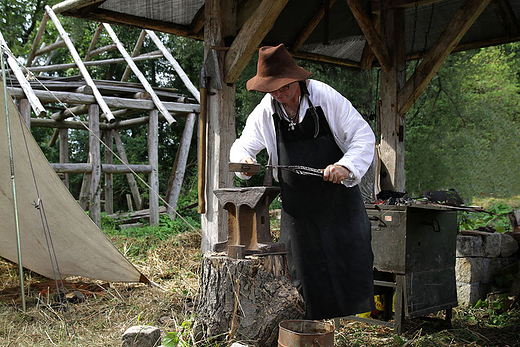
[1,6,201,227]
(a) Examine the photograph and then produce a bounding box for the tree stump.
[193,253,305,346]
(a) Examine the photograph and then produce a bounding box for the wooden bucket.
[278,320,334,347]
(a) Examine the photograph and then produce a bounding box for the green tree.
[406,44,520,201]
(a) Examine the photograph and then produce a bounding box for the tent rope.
[2,46,201,236]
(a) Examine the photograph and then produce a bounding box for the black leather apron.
[273,96,375,320]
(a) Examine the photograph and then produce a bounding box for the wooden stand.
[193,253,305,346]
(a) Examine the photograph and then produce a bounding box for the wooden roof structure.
[1,11,201,228]
[52,0,520,252]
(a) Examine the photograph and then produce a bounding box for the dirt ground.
[1,229,519,347]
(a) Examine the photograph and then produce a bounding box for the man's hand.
[240,157,256,177]
[323,165,350,184]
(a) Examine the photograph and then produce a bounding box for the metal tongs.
[266,165,324,177]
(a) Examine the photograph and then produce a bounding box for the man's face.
[269,82,299,104]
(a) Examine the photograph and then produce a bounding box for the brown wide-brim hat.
[246,44,311,93]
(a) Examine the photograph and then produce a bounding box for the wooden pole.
[379,7,406,191]
[201,0,237,253]
[167,113,196,219]
[122,30,147,82]
[146,30,201,103]
[103,23,175,124]
[104,130,114,215]
[26,12,49,67]
[148,109,159,226]
[0,32,46,117]
[45,5,115,123]
[114,131,143,210]
[59,128,69,189]
[27,52,164,73]
[18,99,31,127]
[88,104,101,226]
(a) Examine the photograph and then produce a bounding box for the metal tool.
[267,165,324,177]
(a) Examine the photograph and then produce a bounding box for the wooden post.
[379,7,406,192]
[114,131,143,210]
[104,130,114,215]
[59,128,69,189]
[166,113,196,219]
[148,109,159,226]
[88,104,101,227]
[18,99,31,127]
[201,0,237,253]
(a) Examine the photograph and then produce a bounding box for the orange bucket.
[278,320,334,347]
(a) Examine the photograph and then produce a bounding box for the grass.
[0,198,519,347]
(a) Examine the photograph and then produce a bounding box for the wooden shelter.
[50,0,519,251]
[2,7,200,227]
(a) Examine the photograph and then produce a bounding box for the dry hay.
[1,228,520,347]
[0,230,202,347]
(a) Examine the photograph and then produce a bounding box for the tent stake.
[1,46,26,312]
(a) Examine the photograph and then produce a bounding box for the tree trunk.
[194,254,305,347]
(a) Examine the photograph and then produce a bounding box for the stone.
[456,235,483,257]
[482,233,501,258]
[500,233,519,257]
[481,258,500,284]
[455,257,483,283]
[456,282,490,306]
[122,326,161,347]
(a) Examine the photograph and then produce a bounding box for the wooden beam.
[88,104,101,226]
[86,43,118,60]
[360,13,380,70]
[71,9,204,40]
[146,30,201,103]
[84,23,103,62]
[379,7,406,192]
[121,30,147,81]
[52,0,105,14]
[291,50,361,68]
[398,0,493,115]
[46,5,115,122]
[34,40,67,57]
[50,163,152,174]
[237,0,263,29]
[290,0,337,52]
[493,0,519,38]
[26,12,49,67]
[103,23,175,124]
[201,0,237,253]
[189,4,205,34]
[7,87,200,114]
[104,130,114,214]
[0,33,47,117]
[166,113,196,219]
[148,109,159,226]
[224,0,289,84]
[27,52,164,73]
[114,131,143,210]
[348,0,391,72]
[59,128,69,189]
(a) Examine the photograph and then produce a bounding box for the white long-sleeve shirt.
[230,79,375,187]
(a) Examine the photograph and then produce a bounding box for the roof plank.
[290,0,337,52]
[348,0,390,72]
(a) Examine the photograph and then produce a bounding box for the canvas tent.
[0,79,148,284]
